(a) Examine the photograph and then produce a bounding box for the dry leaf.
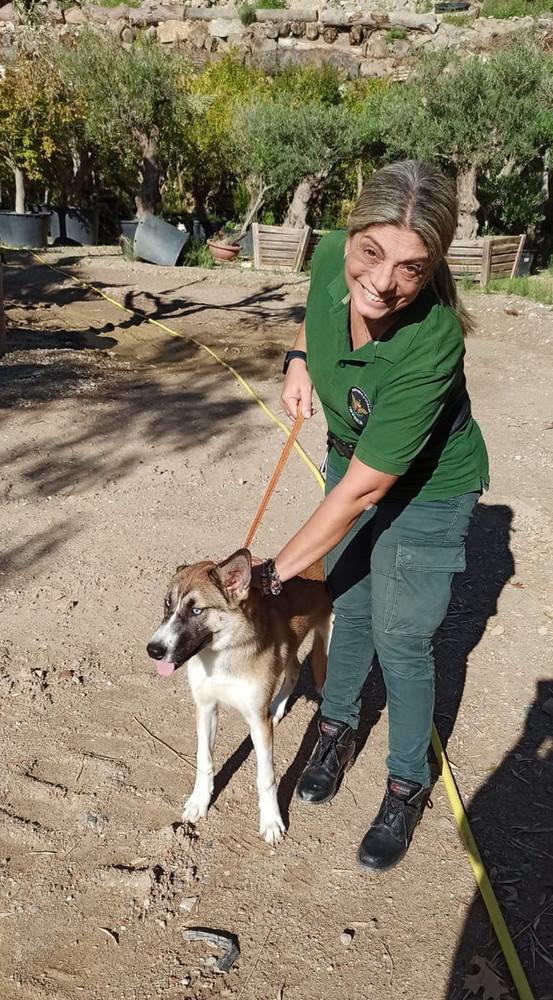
[463,955,512,1000]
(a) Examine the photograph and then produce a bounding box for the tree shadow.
[445,678,553,999]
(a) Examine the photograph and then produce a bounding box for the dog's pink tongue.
[156,661,176,677]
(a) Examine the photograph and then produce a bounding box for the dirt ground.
[1,249,552,1000]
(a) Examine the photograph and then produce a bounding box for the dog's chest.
[187,650,268,712]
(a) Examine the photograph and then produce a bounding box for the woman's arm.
[280,322,315,419]
[272,456,398,583]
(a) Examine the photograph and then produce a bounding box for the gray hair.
[348,160,473,336]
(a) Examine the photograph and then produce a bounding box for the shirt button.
[338,360,346,368]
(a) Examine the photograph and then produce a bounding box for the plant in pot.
[206,185,268,263]
[0,49,76,248]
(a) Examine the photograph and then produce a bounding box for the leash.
[7,246,535,1000]
[242,412,304,549]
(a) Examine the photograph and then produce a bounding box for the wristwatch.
[283,350,308,375]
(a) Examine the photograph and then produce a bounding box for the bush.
[184,239,214,268]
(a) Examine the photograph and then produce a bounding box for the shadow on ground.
[446,678,553,999]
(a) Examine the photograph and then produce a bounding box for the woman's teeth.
[363,288,385,303]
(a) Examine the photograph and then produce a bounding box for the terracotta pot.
[207,239,241,263]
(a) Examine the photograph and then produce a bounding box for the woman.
[260,160,489,872]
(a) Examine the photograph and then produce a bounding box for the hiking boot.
[357,776,426,873]
[296,718,355,805]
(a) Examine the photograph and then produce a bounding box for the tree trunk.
[455,163,479,239]
[284,172,328,228]
[14,166,25,214]
[135,133,162,218]
[356,161,364,197]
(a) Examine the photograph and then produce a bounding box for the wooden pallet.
[446,234,525,284]
[252,223,312,273]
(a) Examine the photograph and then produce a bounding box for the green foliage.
[0,48,80,207]
[183,239,215,268]
[385,27,408,45]
[272,64,344,106]
[484,273,553,304]
[99,0,140,6]
[480,0,553,16]
[238,3,256,25]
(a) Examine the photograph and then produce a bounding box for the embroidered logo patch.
[348,387,372,428]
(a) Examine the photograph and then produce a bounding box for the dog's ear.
[176,564,188,573]
[213,549,251,601]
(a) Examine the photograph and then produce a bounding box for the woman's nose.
[370,260,396,293]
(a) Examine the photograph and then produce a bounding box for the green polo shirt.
[305,230,489,501]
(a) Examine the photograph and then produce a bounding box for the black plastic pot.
[50,207,99,247]
[516,249,536,277]
[133,212,190,266]
[0,211,50,248]
[435,1,471,10]
[119,220,140,242]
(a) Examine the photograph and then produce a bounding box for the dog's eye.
[191,607,203,616]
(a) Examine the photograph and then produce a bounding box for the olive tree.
[378,41,553,238]
[59,30,198,217]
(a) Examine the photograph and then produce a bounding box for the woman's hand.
[280,360,315,420]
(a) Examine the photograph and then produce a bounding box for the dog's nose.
[147,641,166,660]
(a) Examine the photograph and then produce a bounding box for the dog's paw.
[260,814,286,845]
[182,796,209,824]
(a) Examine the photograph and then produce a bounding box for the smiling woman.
[248,159,489,874]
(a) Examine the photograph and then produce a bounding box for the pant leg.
[320,463,377,729]
[370,492,480,787]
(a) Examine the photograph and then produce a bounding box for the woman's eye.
[191,607,203,616]
[364,247,378,259]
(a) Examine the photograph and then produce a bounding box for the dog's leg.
[270,655,300,726]
[245,710,285,845]
[182,701,218,824]
[311,618,332,695]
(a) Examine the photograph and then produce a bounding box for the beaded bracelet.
[260,558,283,597]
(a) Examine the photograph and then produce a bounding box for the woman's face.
[345,225,432,328]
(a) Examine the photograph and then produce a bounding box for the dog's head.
[146,548,252,676]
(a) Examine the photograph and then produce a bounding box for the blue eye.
[191,607,203,616]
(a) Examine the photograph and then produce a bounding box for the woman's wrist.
[260,558,283,596]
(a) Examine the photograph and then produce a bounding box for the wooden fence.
[446,235,526,285]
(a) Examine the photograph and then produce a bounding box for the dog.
[147,548,332,844]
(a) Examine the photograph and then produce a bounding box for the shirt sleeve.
[354,366,461,476]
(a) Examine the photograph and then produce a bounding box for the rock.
[129,4,185,25]
[290,20,306,37]
[83,812,109,833]
[542,698,553,717]
[349,24,364,45]
[157,18,190,42]
[208,17,238,38]
[121,26,134,42]
[179,896,199,912]
[305,22,318,40]
[64,6,88,23]
[340,929,355,946]
[365,33,389,59]
[0,3,21,24]
[106,4,130,21]
[86,4,109,23]
[322,25,338,44]
[187,19,208,46]
[277,20,290,37]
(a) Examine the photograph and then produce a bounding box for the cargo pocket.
[383,541,466,637]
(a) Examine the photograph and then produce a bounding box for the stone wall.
[1,2,552,77]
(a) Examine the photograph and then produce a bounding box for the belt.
[327,390,472,461]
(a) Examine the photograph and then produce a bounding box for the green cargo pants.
[321,462,480,787]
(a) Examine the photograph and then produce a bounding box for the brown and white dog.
[147,548,331,844]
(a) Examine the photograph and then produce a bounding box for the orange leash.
[243,413,305,549]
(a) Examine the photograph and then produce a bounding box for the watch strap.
[283,350,307,374]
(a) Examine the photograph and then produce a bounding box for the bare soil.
[1,249,552,1000]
